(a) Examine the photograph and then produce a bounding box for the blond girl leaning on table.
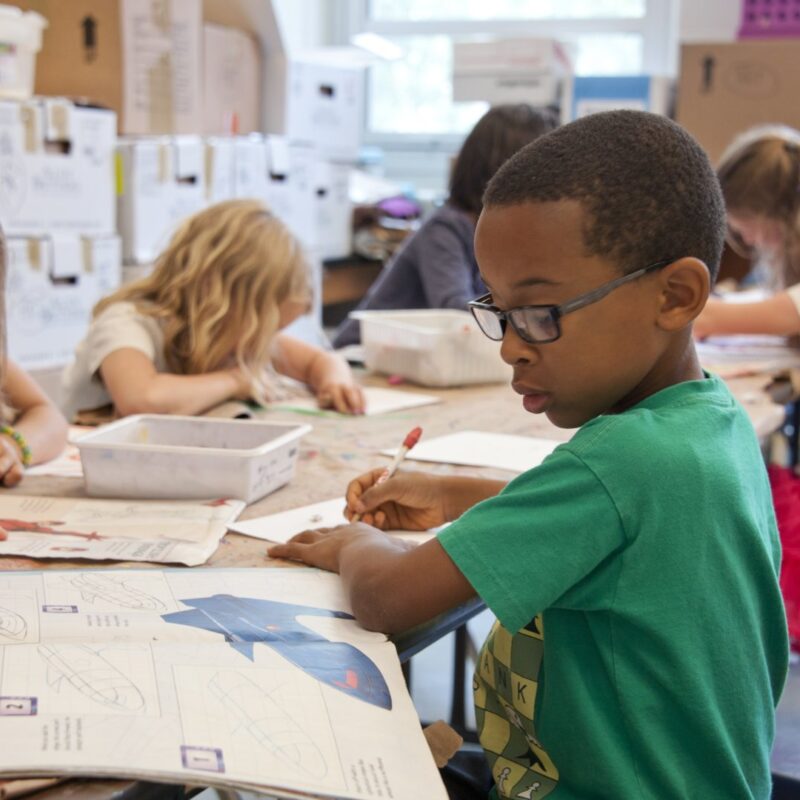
[695,125,800,338]
[0,232,68,487]
[61,200,365,421]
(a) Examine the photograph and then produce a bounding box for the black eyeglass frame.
[468,258,675,345]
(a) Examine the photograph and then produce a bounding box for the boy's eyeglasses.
[468,259,674,345]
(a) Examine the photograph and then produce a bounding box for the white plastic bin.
[352,309,512,387]
[0,5,46,100]
[76,415,312,503]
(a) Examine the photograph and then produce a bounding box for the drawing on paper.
[208,671,327,779]
[163,595,392,710]
[38,644,145,711]
[63,573,167,612]
[0,605,27,641]
[0,519,103,541]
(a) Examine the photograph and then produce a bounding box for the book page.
[0,568,447,799]
[0,496,243,566]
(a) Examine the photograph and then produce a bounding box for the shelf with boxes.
[0,96,121,371]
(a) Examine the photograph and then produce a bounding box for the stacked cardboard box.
[0,98,120,370]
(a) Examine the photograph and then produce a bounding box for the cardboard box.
[562,76,672,123]
[9,0,202,135]
[453,38,572,106]
[204,136,236,203]
[203,23,261,135]
[676,40,800,163]
[117,136,206,264]
[6,234,121,369]
[0,98,115,236]
[313,160,352,261]
[232,135,316,249]
[262,58,363,161]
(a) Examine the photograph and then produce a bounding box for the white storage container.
[352,309,512,387]
[76,416,311,503]
[0,5,46,100]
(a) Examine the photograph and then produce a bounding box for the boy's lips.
[512,382,552,414]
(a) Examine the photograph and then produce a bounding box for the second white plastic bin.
[351,309,512,387]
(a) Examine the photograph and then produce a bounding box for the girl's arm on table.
[100,348,253,417]
[694,292,800,338]
[4,359,68,465]
[272,333,365,414]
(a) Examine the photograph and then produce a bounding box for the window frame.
[339,0,679,147]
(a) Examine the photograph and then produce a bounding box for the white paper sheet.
[697,335,800,377]
[273,386,440,416]
[229,498,440,545]
[383,430,562,473]
[0,568,447,799]
[0,496,243,566]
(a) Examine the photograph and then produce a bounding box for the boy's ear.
[654,258,710,331]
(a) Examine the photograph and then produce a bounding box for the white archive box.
[352,309,512,388]
[6,234,122,369]
[76,415,312,503]
[117,136,207,264]
[271,58,364,161]
[233,134,316,248]
[204,136,237,203]
[314,160,352,260]
[453,38,572,106]
[0,98,116,236]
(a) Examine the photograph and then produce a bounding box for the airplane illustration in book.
[162,594,392,710]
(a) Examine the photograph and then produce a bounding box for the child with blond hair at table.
[695,125,800,338]
[62,200,364,421]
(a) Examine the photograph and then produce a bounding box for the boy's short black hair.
[483,110,726,282]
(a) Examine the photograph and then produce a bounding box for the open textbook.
[0,568,447,799]
[0,496,243,566]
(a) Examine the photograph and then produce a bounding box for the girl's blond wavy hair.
[95,200,312,379]
[718,125,800,288]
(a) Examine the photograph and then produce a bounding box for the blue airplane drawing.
[162,594,392,710]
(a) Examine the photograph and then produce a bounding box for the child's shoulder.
[564,374,744,466]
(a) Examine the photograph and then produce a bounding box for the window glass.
[369,0,646,21]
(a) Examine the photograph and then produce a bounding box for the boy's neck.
[610,334,705,415]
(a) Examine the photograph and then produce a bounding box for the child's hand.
[346,469,448,531]
[228,367,260,402]
[267,523,394,572]
[0,436,25,487]
[317,382,366,415]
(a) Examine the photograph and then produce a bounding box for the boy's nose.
[499,324,539,365]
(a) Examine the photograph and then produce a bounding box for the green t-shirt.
[438,374,788,800]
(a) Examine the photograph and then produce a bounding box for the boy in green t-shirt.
[269,111,789,799]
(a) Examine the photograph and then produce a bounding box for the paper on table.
[382,430,562,473]
[273,386,440,416]
[230,497,441,544]
[25,426,91,479]
[0,495,244,565]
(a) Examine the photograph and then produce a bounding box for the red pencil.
[352,426,422,523]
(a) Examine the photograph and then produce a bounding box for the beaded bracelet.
[0,425,32,467]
